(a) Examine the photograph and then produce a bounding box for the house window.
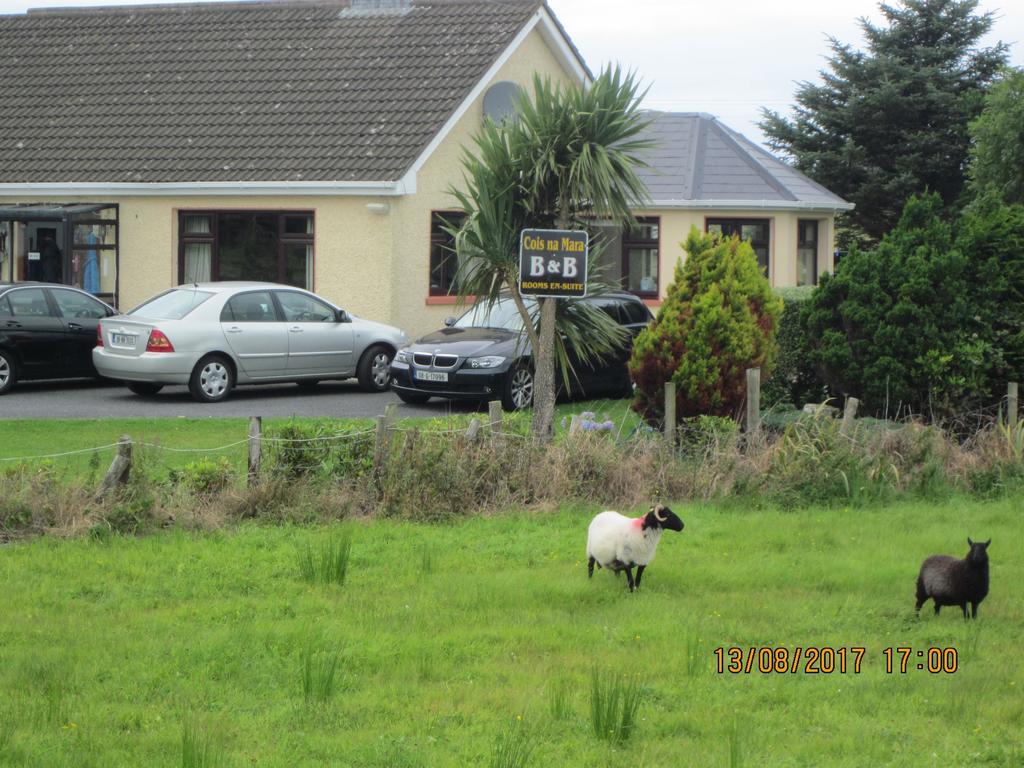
[591,216,660,297]
[622,218,660,297]
[178,211,314,289]
[707,218,770,275]
[429,211,465,296]
[797,219,819,286]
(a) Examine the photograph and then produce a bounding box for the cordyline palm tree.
[448,66,652,440]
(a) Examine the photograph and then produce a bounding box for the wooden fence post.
[1008,382,1019,427]
[465,418,481,442]
[247,416,262,486]
[841,397,859,435]
[373,414,389,476]
[488,400,503,442]
[97,435,132,497]
[745,368,761,434]
[664,381,677,445]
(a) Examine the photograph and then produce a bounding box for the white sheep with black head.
[586,504,684,592]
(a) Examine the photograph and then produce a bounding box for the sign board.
[28,251,40,261]
[518,228,588,298]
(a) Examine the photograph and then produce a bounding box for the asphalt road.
[0,377,487,420]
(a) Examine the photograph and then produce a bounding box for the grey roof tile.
[0,0,540,183]
[636,112,852,210]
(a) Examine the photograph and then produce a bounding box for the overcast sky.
[1,0,1021,150]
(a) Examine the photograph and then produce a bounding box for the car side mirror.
[335,309,351,323]
[443,316,457,327]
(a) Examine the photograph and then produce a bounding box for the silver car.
[93,282,407,403]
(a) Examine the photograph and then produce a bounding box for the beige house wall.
[0,194,395,318]
[389,28,575,338]
[647,209,837,295]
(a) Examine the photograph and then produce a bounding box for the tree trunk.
[531,200,571,442]
[531,296,558,441]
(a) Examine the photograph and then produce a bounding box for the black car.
[0,282,117,395]
[389,292,653,410]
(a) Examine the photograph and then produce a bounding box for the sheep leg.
[934,603,941,615]
[625,566,636,592]
[635,564,646,590]
[914,578,927,614]
[588,557,596,578]
[971,602,979,619]
[960,603,968,620]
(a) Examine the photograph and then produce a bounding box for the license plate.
[414,370,448,382]
[111,333,137,346]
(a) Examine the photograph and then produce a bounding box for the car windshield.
[129,288,214,320]
[454,299,536,331]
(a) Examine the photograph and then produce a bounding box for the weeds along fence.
[2,390,1024,540]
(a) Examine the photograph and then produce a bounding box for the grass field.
[1,497,1021,767]
[0,399,641,481]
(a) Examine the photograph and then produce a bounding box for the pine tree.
[760,0,1007,243]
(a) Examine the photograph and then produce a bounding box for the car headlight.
[465,356,506,369]
[395,349,412,363]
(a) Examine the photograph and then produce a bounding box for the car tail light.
[146,329,175,353]
[96,323,104,347]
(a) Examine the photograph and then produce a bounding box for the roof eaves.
[646,198,856,212]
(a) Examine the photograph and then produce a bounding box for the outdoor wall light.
[366,202,391,215]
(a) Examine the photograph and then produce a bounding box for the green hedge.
[762,286,827,409]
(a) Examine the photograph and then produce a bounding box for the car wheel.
[395,390,431,404]
[0,349,16,395]
[501,362,534,411]
[127,382,164,397]
[357,345,393,393]
[189,354,234,403]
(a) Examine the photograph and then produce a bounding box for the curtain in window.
[183,242,212,283]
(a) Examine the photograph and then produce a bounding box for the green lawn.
[1,498,1020,766]
[0,398,642,480]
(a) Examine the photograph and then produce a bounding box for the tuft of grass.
[547,680,572,721]
[489,717,535,768]
[589,669,644,745]
[684,626,706,676]
[301,641,341,704]
[419,545,435,575]
[728,715,744,768]
[297,529,353,586]
[181,721,224,768]
[0,713,13,752]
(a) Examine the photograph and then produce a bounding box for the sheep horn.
[654,505,667,522]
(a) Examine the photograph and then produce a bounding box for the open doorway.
[0,203,119,306]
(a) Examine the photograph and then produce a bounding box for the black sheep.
[915,538,991,619]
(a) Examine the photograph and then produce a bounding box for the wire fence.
[0,385,1019,467]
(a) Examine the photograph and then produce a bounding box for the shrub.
[762,286,825,408]
[267,421,375,480]
[805,193,1024,418]
[171,457,235,497]
[629,227,782,423]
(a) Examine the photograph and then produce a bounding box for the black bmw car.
[0,282,117,395]
[389,292,653,410]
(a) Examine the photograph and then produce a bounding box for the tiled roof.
[0,0,541,183]
[636,112,853,211]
